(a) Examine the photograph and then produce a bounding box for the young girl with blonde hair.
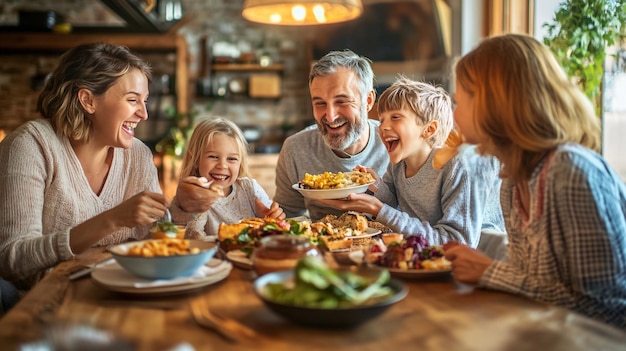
[180,118,285,239]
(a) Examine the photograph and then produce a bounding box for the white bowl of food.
[292,171,375,200]
[292,183,371,200]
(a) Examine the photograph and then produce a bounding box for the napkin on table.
[133,260,229,288]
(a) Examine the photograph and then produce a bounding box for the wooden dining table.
[1,247,625,351]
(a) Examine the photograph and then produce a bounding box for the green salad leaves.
[151,221,179,234]
[264,257,393,308]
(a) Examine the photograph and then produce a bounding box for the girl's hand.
[255,199,286,220]
[444,244,493,284]
[317,192,382,217]
[109,191,170,228]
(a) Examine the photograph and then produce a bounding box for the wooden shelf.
[211,63,284,72]
[0,32,181,51]
[0,32,190,114]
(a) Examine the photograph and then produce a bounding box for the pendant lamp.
[242,0,363,26]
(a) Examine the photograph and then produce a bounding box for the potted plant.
[155,107,195,158]
[543,0,626,115]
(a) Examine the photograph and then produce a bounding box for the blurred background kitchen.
[0,0,623,197]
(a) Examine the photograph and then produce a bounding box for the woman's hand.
[109,191,170,228]
[444,243,493,284]
[175,176,224,213]
[255,199,286,220]
[317,192,383,217]
[69,191,169,254]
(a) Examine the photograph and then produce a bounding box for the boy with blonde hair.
[321,77,503,246]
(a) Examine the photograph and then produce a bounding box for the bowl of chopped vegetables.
[253,256,408,328]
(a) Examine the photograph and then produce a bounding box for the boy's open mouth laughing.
[384,136,399,153]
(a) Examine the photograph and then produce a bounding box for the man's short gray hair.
[309,49,375,103]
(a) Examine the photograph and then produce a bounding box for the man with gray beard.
[274,50,390,221]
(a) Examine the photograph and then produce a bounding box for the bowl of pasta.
[292,171,375,200]
[108,238,217,280]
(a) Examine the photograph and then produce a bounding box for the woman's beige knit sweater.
[0,120,160,290]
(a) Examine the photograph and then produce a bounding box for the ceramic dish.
[225,250,253,270]
[292,183,371,200]
[91,259,232,295]
[325,228,382,253]
[253,268,407,328]
[348,251,452,279]
[382,267,452,279]
[346,227,381,239]
[108,240,217,280]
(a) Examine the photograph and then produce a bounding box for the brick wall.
[0,0,314,139]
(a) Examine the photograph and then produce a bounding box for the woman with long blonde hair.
[445,34,626,328]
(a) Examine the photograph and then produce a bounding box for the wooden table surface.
[1,248,625,351]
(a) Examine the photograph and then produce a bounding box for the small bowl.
[108,240,217,280]
[253,267,408,328]
[251,236,321,276]
[150,224,186,240]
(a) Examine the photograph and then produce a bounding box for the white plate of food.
[91,258,232,295]
[348,251,452,279]
[348,227,381,239]
[320,228,382,252]
[225,250,253,270]
[292,183,372,200]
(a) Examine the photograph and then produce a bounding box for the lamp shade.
[242,0,363,26]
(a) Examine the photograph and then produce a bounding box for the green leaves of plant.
[543,0,626,114]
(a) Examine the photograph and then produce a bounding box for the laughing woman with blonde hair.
[0,43,196,294]
[444,34,626,328]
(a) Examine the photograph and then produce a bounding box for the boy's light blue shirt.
[375,145,504,247]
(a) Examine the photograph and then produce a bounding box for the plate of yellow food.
[293,171,375,200]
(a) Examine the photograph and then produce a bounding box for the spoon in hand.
[160,208,172,223]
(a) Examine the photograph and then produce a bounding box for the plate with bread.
[314,212,385,252]
[217,213,390,267]
[293,171,375,200]
[217,217,313,252]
